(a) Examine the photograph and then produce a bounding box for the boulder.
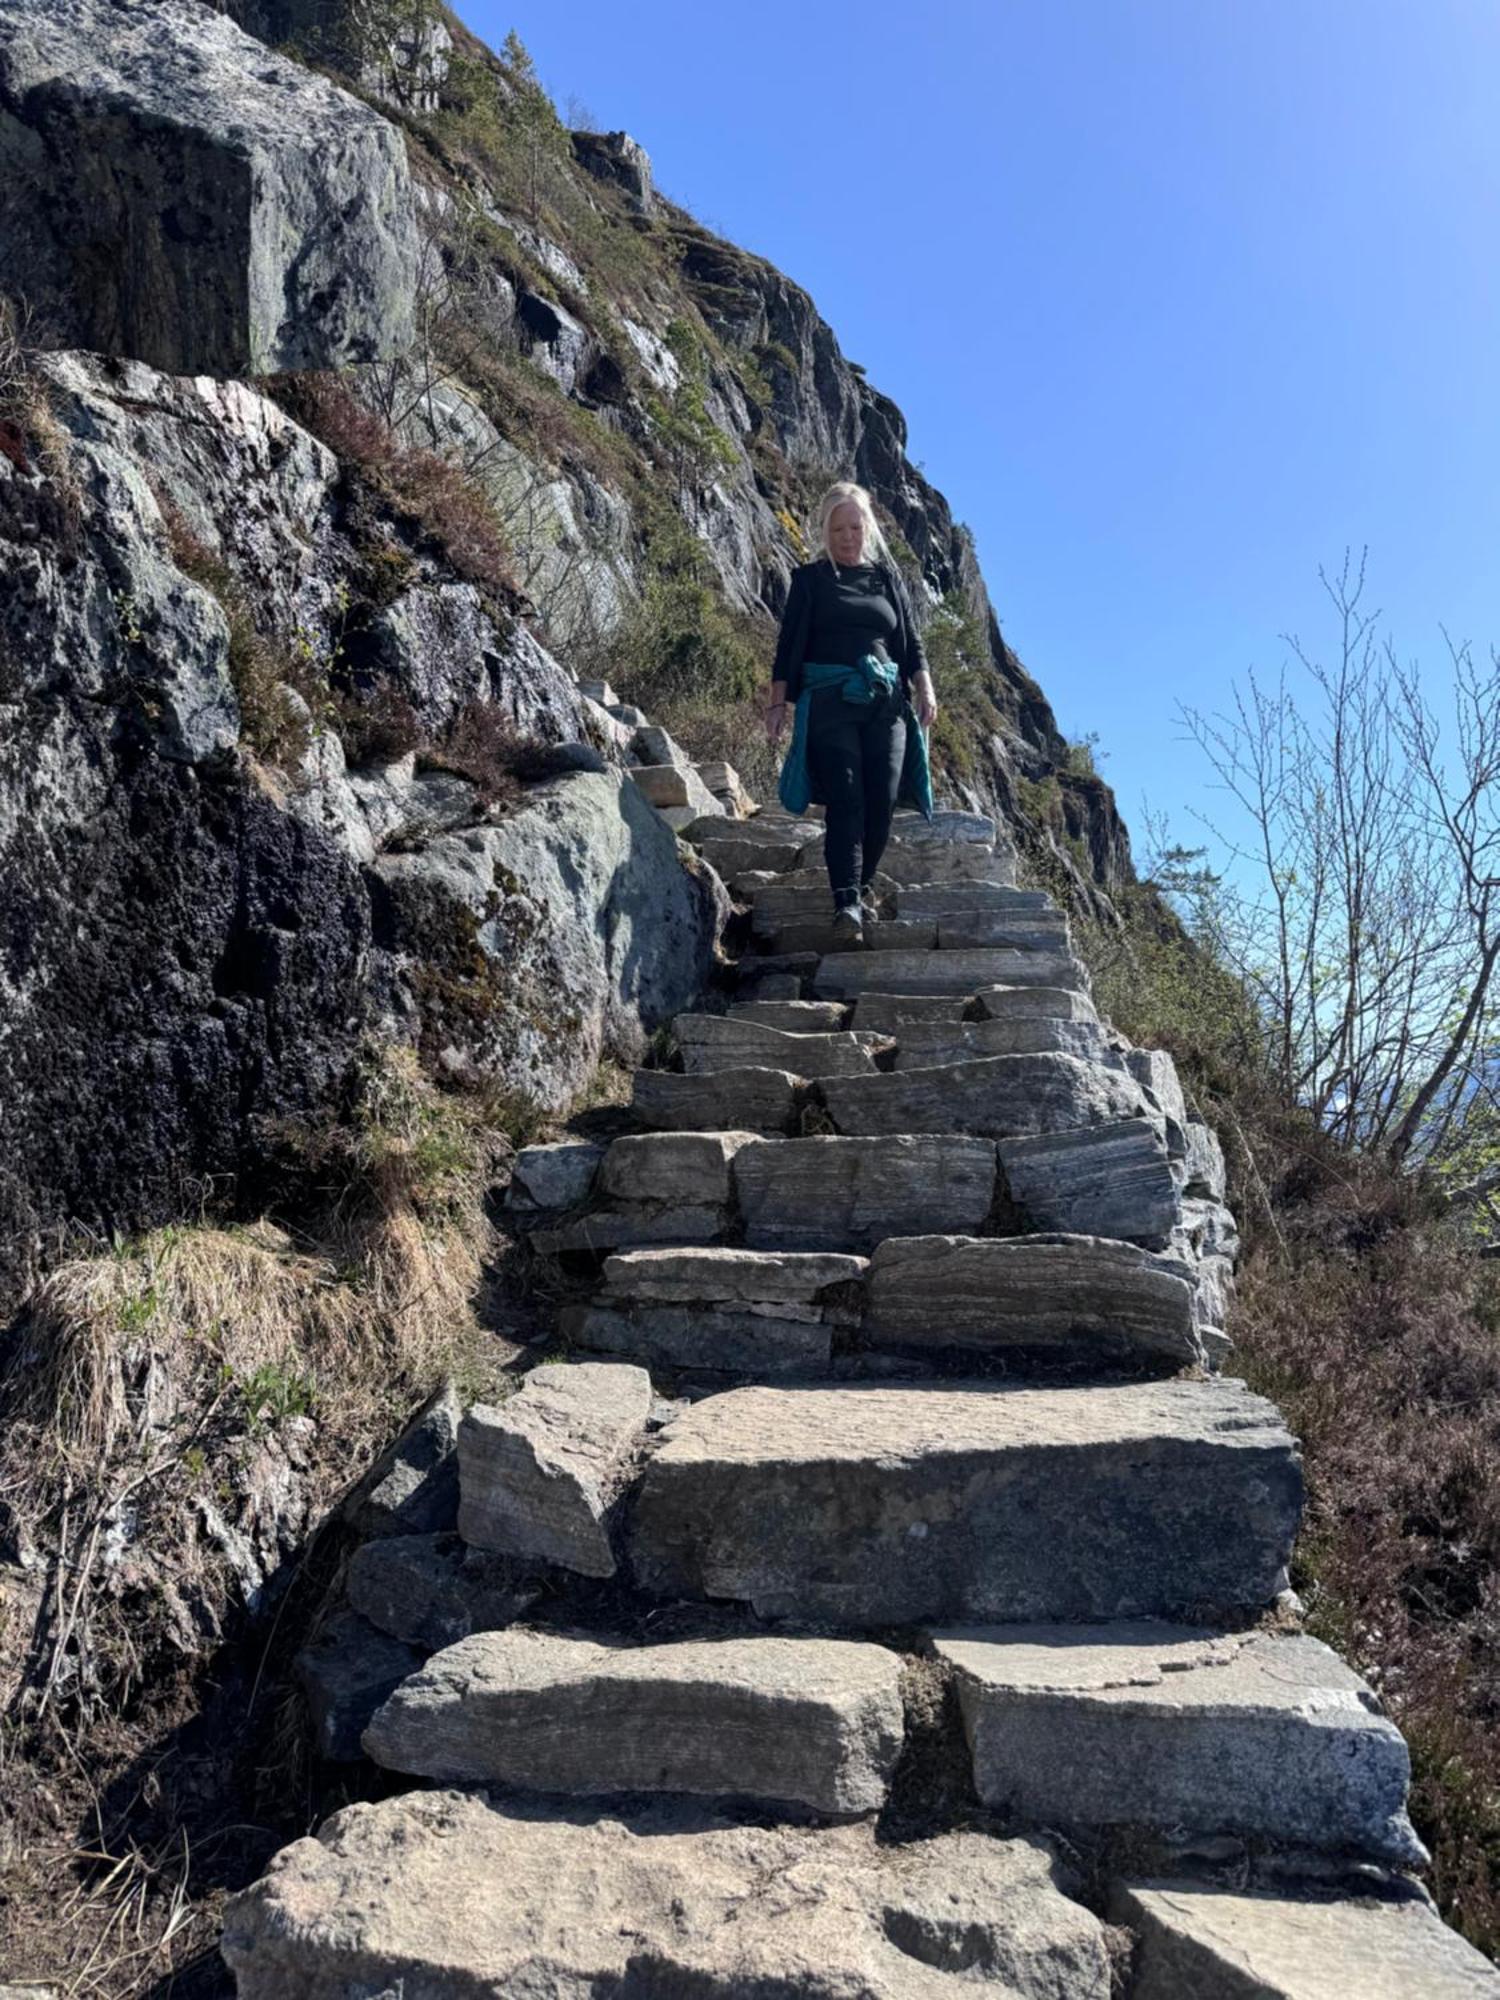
[374,767,727,1108]
[933,1624,1422,1862]
[294,1609,423,1762]
[346,1532,539,1651]
[363,1629,906,1813]
[1112,1881,1500,1999]
[342,1383,462,1539]
[506,1140,606,1213]
[457,1364,653,1578]
[220,1792,1112,1998]
[628,1378,1302,1627]
[0,0,416,375]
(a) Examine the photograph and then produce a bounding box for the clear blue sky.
[452,0,1500,864]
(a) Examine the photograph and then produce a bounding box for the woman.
[764,482,939,942]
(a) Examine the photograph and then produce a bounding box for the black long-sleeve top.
[770,556,932,703]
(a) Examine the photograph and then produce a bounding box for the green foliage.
[228,1359,318,1434]
[644,317,739,497]
[592,508,768,720]
[921,588,996,783]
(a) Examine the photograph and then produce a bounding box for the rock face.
[457,1364,653,1577]
[220,1791,1114,1999]
[375,766,728,1107]
[932,1624,1422,1862]
[0,0,417,374]
[363,1629,907,1813]
[627,1379,1302,1626]
[1113,1881,1500,1999]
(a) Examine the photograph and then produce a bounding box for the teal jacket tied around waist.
[776,655,934,820]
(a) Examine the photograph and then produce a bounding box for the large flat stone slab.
[932,1624,1421,1862]
[561,1302,830,1374]
[892,1017,1107,1066]
[632,1066,802,1133]
[865,1234,1206,1369]
[674,1013,880,1077]
[821,1052,1148,1139]
[363,1630,906,1813]
[815,948,1085,999]
[221,1793,1112,1998]
[879,843,1019,886]
[1112,1881,1500,1998]
[602,1245,866,1308]
[851,992,970,1028]
[894,884,1055,917]
[628,1379,1301,1627]
[731,998,849,1031]
[999,1121,1180,1244]
[935,913,1071,952]
[458,1364,652,1578]
[975,984,1099,1022]
[734,1135,998,1250]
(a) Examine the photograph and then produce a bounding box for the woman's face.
[828,501,865,565]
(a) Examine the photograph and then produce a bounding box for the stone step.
[880,843,1019,886]
[626,1377,1301,1627]
[528,1132,759,1254]
[632,1065,803,1134]
[563,1244,867,1376]
[563,1300,832,1373]
[730,998,849,1031]
[864,1233,1207,1370]
[1112,1880,1500,1999]
[362,1630,906,1813]
[457,1364,652,1579]
[999,1121,1181,1246]
[819,1051,1150,1139]
[894,883,1056,917]
[630,762,719,816]
[891,1016,1109,1065]
[221,1794,1113,1998]
[850,991,970,1029]
[766,916,937,956]
[815,947,1086,999]
[601,1245,867,1309]
[975,983,1100,1023]
[672,1014,883,1078]
[734,1133,998,1250]
[931,1624,1422,1863]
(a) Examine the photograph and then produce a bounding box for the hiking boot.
[830,904,865,948]
[858,882,882,923]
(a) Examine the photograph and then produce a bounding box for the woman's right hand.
[764,683,790,744]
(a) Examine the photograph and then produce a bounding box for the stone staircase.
[220,806,1500,1998]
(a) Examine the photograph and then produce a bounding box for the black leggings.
[806,686,908,909]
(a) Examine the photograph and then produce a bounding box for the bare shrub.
[272,372,520,604]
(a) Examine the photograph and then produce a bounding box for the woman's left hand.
[912,671,938,729]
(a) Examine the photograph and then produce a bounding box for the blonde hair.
[812,481,896,571]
